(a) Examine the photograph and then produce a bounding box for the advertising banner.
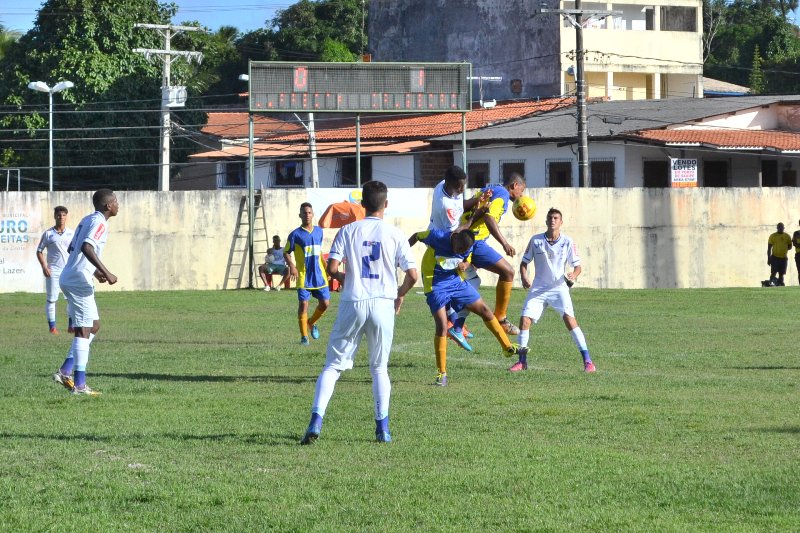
[0,196,43,293]
[670,158,698,188]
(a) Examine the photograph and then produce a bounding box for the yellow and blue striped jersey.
[459,184,510,241]
[285,226,328,290]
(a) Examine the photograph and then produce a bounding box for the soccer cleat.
[300,423,322,445]
[263,286,271,291]
[49,327,59,335]
[584,361,597,373]
[310,324,320,340]
[462,325,474,339]
[434,372,448,387]
[508,361,528,372]
[52,370,74,390]
[505,344,529,359]
[300,336,310,346]
[71,385,100,396]
[274,286,281,292]
[498,318,520,336]
[375,431,392,443]
[447,327,472,352]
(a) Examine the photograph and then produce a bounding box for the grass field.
[1,287,799,531]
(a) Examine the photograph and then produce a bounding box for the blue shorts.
[298,287,330,302]
[426,282,480,314]
[470,239,503,269]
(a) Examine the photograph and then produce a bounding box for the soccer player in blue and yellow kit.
[459,172,527,336]
[284,202,330,345]
[409,227,528,386]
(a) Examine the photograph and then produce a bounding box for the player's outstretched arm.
[484,215,515,256]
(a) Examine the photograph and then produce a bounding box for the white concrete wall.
[3,187,799,294]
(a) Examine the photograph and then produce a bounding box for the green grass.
[1,287,799,531]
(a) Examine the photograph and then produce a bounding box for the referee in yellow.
[767,222,792,286]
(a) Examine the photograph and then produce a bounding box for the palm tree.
[0,23,21,60]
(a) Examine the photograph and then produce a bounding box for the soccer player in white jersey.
[52,189,120,395]
[301,181,418,444]
[427,165,484,350]
[36,206,75,334]
[509,207,596,373]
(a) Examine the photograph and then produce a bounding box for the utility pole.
[134,24,203,191]
[294,113,320,188]
[538,1,617,187]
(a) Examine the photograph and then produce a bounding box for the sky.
[0,1,288,35]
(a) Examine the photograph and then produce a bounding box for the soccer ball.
[511,196,537,221]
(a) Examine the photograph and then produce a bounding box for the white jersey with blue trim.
[329,216,416,302]
[36,227,74,272]
[522,232,581,290]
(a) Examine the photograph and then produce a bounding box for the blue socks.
[580,349,592,363]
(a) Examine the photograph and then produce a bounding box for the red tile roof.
[629,129,800,152]
[200,98,575,142]
[202,113,305,138]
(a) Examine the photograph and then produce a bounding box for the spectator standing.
[767,222,792,286]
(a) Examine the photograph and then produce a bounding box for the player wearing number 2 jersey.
[301,181,418,445]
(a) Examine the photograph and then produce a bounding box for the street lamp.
[27,80,74,191]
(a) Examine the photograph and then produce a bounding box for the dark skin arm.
[82,242,117,285]
[484,214,515,256]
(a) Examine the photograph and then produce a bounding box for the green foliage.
[704,0,800,93]
[749,44,766,94]
[1,288,799,530]
[268,0,367,60]
[319,37,358,62]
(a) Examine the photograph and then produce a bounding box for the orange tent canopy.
[318,201,366,229]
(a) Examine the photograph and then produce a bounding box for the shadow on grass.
[757,426,800,434]
[92,372,374,385]
[0,431,300,446]
[91,372,317,384]
[732,366,800,370]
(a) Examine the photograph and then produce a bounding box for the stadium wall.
[1,187,797,294]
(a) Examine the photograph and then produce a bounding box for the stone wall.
[2,187,798,293]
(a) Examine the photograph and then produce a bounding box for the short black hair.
[361,180,388,214]
[547,207,562,218]
[54,206,68,215]
[272,235,281,240]
[92,189,115,211]
[451,229,475,254]
[444,165,467,185]
[299,202,312,212]
[504,171,526,187]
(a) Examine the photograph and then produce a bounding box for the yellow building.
[560,1,703,100]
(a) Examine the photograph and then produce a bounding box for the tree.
[268,0,367,60]
[749,44,765,94]
[0,0,176,190]
[0,23,20,61]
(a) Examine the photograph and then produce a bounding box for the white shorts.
[324,298,396,371]
[521,285,574,324]
[59,280,99,328]
[46,271,63,302]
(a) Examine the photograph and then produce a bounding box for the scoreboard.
[248,62,472,113]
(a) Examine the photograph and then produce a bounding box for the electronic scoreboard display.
[248,62,471,113]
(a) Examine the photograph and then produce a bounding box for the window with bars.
[274,160,305,187]
[220,161,246,188]
[590,159,615,187]
[467,161,490,188]
[337,157,372,187]
[643,160,669,188]
[500,160,525,185]
[547,160,573,187]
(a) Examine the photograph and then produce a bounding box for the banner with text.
[670,158,698,188]
[0,196,43,293]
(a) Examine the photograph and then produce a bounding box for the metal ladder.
[223,191,269,289]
